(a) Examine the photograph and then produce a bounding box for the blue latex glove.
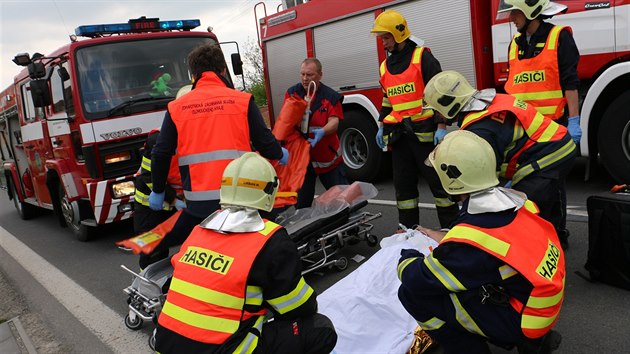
[504,180,513,189]
[279,147,289,166]
[308,128,325,148]
[174,199,186,210]
[434,128,448,145]
[148,191,165,211]
[376,126,385,149]
[567,116,582,145]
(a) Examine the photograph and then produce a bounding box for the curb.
[0,317,38,354]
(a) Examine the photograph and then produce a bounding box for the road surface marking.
[0,226,150,354]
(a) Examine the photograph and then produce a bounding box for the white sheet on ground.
[318,230,439,354]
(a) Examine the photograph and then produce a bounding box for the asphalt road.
[1,157,629,353]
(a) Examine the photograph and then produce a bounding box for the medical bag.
[584,192,630,290]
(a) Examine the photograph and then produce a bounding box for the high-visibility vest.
[505,26,570,121]
[168,72,252,203]
[379,47,434,124]
[441,204,565,339]
[461,94,575,183]
[134,155,181,210]
[158,220,282,346]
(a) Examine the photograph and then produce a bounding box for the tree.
[241,37,267,107]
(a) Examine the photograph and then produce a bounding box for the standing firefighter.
[498,0,581,248]
[371,10,458,230]
[424,70,577,249]
[155,152,337,353]
[398,130,565,354]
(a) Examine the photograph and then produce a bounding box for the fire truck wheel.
[9,180,37,220]
[58,184,92,241]
[598,90,630,183]
[339,110,389,182]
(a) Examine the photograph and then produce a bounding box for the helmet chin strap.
[518,18,532,34]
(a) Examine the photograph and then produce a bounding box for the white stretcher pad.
[318,230,438,354]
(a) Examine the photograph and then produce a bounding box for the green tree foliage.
[242,38,267,106]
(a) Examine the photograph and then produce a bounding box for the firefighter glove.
[279,147,289,166]
[308,128,325,148]
[148,191,165,211]
[376,126,385,149]
[434,128,447,145]
[567,116,582,145]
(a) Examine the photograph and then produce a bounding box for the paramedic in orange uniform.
[371,10,458,230]
[148,44,288,263]
[398,130,565,354]
[498,0,580,248]
[155,153,336,353]
[284,58,347,209]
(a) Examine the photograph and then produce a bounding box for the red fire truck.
[257,0,630,183]
[0,17,242,240]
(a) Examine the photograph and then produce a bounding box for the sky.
[0,0,282,90]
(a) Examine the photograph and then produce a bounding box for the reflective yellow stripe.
[523,200,539,214]
[523,112,544,138]
[450,293,486,337]
[509,35,519,60]
[276,191,297,198]
[141,156,151,171]
[380,61,386,76]
[397,198,418,210]
[522,311,559,330]
[266,277,314,314]
[134,190,149,205]
[234,315,265,354]
[537,121,561,142]
[412,47,423,64]
[434,197,455,208]
[424,254,467,291]
[397,257,418,280]
[382,96,392,107]
[418,317,445,331]
[462,110,488,126]
[391,99,423,111]
[259,221,279,237]
[383,115,399,123]
[512,90,564,101]
[161,301,240,333]
[245,285,263,306]
[499,264,518,280]
[512,139,575,183]
[415,132,433,143]
[547,26,563,50]
[444,226,511,257]
[527,288,564,309]
[169,277,244,309]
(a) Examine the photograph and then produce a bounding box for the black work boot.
[517,330,562,354]
[558,229,570,251]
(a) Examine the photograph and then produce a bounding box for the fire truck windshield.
[75,36,216,119]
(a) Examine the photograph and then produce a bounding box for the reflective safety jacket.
[134,139,181,210]
[460,94,575,184]
[380,47,436,143]
[441,206,565,338]
[158,220,283,348]
[505,26,570,120]
[168,72,252,204]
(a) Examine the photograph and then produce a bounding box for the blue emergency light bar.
[74,18,201,38]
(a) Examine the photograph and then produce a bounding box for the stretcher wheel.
[334,257,348,271]
[366,234,378,247]
[124,313,143,330]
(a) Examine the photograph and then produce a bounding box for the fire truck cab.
[258,0,630,183]
[0,17,243,240]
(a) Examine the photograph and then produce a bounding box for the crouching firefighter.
[155,152,337,354]
[397,130,565,354]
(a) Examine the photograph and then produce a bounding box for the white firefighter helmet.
[427,130,499,195]
[220,152,279,212]
[498,0,568,20]
[176,84,192,99]
[370,10,411,43]
[424,70,478,120]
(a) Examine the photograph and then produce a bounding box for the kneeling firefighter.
[155,152,337,353]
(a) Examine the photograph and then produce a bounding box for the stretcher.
[120,182,381,347]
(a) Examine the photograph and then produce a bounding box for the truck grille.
[99,137,145,179]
